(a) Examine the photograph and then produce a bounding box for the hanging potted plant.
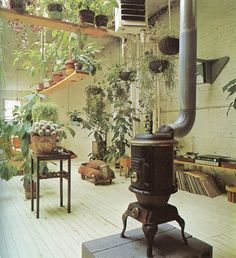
[78,0,96,25]
[47,1,63,20]
[158,34,179,56]
[92,0,118,28]
[9,0,27,13]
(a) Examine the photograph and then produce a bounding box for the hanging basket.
[119,71,132,81]
[78,9,95,24]
[148,60,169,73]
[158,36,179,55]
[95,15,108,28]
[30,135,57,155]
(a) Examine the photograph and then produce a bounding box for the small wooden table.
[31,153,71,218]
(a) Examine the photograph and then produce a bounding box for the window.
[4,99,20,121]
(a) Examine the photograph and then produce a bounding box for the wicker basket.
[30,135,57,154]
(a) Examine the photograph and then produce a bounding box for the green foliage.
[104,64,140,162]
[0,20,6,88]
[222,78,236,115]
[91,0,118,16]
[68,84,111,160]
[0,119,17,159]
[32,102,58,122]
[0,162,18,181]
[12,93,47,156]
[138,52,176,113]
[78,0,94,10]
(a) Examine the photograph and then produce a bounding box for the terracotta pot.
[30,135,57,154]
[52,72,63,83]
[78,9,95,24]
[95,15,108,27]
[158,36,179,55]
[148,60,168,73]
[65,60,75,69]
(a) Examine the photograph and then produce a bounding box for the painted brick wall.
[160,0,236,186]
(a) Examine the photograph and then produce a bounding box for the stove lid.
[130,133,177,146]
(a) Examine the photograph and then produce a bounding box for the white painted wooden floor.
[0,159,236,258]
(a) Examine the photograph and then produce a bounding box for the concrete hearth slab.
[82,224,212,258]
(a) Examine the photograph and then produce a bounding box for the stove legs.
[120,212,128,238]
[176,215,188,245]
[142,224,158,258]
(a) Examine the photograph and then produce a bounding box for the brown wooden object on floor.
[226,185,236,203]
[31,153,71,218]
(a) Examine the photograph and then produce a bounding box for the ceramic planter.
[158,36,179,55]
[52,71,63,83]
[79,9,95,24]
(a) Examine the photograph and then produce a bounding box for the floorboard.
[0,158,236,258]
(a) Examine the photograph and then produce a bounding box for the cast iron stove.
[120,126,188,257]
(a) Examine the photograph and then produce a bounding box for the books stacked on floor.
[194,154,229,167]
[175,169,221,198]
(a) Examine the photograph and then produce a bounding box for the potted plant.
[68,84,111,160]
[32,101,58,122]
[104,64,140,165]
[0,119,19,181]
[78,0,96,25]
[47,1,63,20]
[9,0,27,13]
[29,120,63,154]
[158,35,179,56]
[92,0,118,28]
[66,110,83,125]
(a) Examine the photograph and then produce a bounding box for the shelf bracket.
[197,56,230,84]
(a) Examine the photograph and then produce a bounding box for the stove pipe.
[168,0,197,138]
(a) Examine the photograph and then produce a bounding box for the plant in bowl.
[29,120,63,154]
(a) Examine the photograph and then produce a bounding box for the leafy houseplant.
[104,64,140,163]
[32,102,58,122]
[0,119,18,181]
[222,78,236,115]
[91,0,118,27]
[68,84,111,160]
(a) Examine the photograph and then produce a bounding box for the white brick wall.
[160,0,236,186]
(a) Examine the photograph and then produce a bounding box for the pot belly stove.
[120,126,187,257]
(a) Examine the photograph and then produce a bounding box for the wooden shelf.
[174,160,236,172]
[0,7,119,38]
[41,71,89,95]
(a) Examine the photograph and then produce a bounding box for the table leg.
[36,158,40,219]
[31,157,34,211]
[60,159,63,207]
[67,157,71,213]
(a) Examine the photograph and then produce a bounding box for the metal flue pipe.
[168,0,197,137]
